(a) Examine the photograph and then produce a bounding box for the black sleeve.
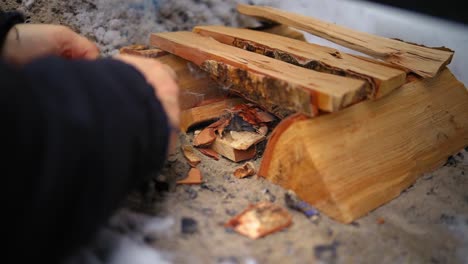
[0,9,25,51]
[1,56,170,262]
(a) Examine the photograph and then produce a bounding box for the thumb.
[62,34,100,60]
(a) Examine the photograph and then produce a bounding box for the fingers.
[59,27,100,60]
[1,24,100,64]
[114,54,181,129]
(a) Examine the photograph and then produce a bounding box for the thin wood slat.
[237,4,454,78]
[194,25,406,98]
[151,31,367,117]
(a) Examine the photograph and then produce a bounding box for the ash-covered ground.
[2,1,468,264]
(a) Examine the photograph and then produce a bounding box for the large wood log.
[150,31,367,117]
[194,25,406,98]
[259,69,468,223]
[237,4,454,78]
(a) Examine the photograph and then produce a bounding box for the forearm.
[1,57,170,261]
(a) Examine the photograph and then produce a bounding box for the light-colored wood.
[194,25,406,98]
[151,31,367,116]
[180,98,245,132]
[250,24,306,41]
[228,131,265,150]
[237,4,454,78]
[259,69,468,223]
[211,135,257,162]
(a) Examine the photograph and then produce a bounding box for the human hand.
[115,54,180,154]
[2,24,100,64]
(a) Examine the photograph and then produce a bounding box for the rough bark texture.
[201,60,315,118]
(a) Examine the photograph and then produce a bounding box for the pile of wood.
[122,4,468,224]
[186,102,277,162]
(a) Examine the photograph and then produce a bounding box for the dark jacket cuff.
[0,10,25,52]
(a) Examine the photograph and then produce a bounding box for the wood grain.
[151,31,367,116]
[259,69,468,223]
[194,25,406,98]
[237,4,454,78]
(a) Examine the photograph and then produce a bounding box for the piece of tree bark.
[194,25,406,98]
[177,168,203,185]
[198,148,220,160]
[233,162,256,178]
[182,145,201,167]
[151,31,367,116]
[237,4,454,78]
[211,135,257,162]
[180,98,245,132]
[259,68,468,223]
[193,128,216,147]
[225,202,292,239]
[119,45,168,58]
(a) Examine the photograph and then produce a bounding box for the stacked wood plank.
[135,5,467,223]
[237,4,454,78]
[151,31,367,117]
[193,25,406,98]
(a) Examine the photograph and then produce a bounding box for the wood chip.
[177,168,203,185]
[208,116,232,137]
[257,126,268,136]
[182,145,201,167]
[198,148,219,160]
[193,128,216,147]
[255,111,276,123]
[228,131,265,150]
[225,202,292,239]
[211,135,256,162]
[233,162,256,178]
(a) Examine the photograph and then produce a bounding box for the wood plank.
[151,31,367,116]
[259,68,468,223]
[180,98,245,132]
[237,4,454,78]
[194,25,406,98]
